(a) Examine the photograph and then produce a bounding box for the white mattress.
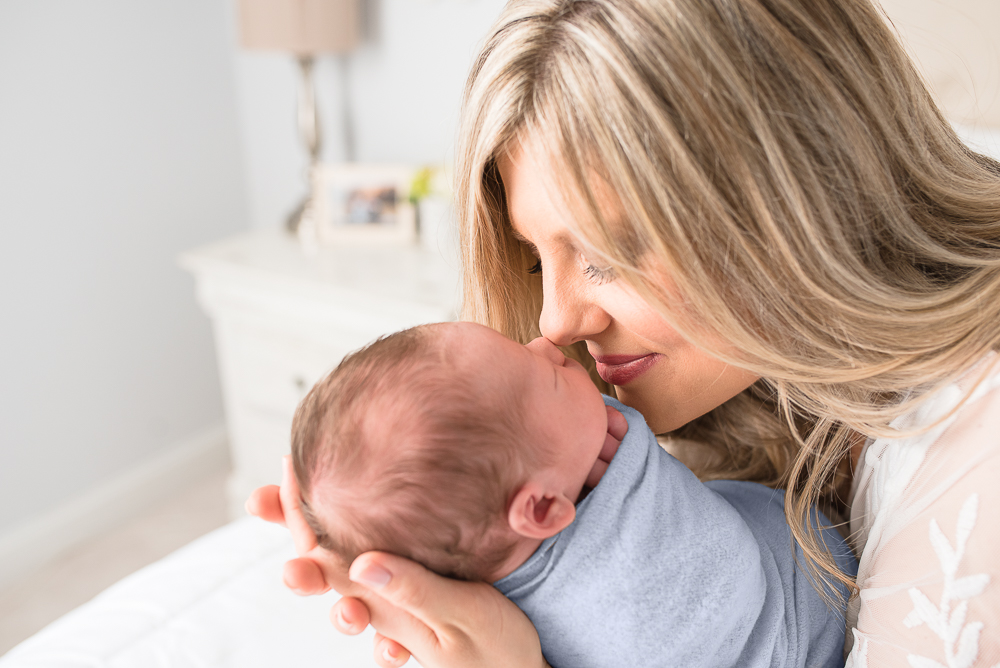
[1,518,413,668]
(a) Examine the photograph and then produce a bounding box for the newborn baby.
[291,322,856,668]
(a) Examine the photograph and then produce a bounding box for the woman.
[249,1,1000,666]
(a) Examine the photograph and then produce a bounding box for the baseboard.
[0,424,229,591]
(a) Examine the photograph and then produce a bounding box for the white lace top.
[846,352,1000,668]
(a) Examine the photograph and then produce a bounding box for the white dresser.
[180,228,461,517]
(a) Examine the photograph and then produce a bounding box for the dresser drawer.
[223,406,294,516]
[222,322,363,419]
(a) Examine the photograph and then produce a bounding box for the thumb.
[349,552,468,631]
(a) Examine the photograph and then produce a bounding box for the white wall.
[233,0,508,230]
[880,0,1000,127]
[0,0,509,566]
[0,2,248,536]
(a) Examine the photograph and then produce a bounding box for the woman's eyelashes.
[526,257,616,285]
[583,263,616,285]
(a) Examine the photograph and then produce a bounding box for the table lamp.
[238,0,361,237]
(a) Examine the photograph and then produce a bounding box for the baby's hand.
[585,406,627,488]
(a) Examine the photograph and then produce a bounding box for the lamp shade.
[238,0,360,55]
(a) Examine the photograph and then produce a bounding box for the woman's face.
[497,140,758,433]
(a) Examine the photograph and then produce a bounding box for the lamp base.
[285,196,308,233]
[286,54,322,254]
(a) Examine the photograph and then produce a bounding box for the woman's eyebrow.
[510,227,540,255]
[509,227,530,244]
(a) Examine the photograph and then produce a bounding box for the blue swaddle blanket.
[493,396,856,668]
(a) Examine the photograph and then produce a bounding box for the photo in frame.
[315,163,417,245]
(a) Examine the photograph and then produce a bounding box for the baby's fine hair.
[291,323,536,581]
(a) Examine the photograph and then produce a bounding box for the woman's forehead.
[498,137,625,246]
[498,155,577,243]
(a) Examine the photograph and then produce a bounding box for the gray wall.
[0,1,248,534]
[0,0,508,539]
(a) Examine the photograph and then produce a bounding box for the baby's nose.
[526,336,566,365]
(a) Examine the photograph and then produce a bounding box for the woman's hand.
[244,457,336,596]
[338,551,546,667]
[246,458,548,668]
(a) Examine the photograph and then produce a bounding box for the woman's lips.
[594,353,660,386]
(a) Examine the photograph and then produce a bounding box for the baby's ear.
[507,481,576,540]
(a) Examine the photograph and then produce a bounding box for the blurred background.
[0,0,997,654]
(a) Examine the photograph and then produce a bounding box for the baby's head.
[291,321,608,582]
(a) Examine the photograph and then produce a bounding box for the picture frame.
[314,163,417,245]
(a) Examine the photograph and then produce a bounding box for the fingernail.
[336,608,355,632]
[281,575,301,595]
[350,562,392,589]
[243,498,252,516]
[383,646,397,663]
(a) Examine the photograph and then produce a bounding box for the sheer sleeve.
[846,355,1000,668]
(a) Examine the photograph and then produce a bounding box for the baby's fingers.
[585,457,609,489]
[600,429,620,464]
[606,406,628,441]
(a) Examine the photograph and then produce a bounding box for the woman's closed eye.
[526,256,616,285]
[582,262,615,285]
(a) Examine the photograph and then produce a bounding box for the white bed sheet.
[1,518,413,668]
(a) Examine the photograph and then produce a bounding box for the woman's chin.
[613,386,681,434]
[613,360,759,434]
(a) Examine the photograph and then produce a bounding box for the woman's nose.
[538,270,609,347]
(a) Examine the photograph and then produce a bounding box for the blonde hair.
[456,0,1000,595]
